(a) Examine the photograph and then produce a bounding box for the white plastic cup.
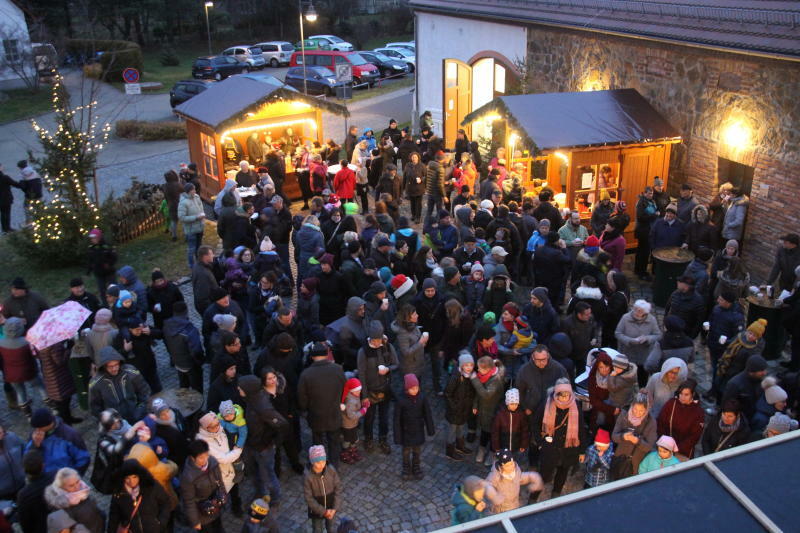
[702,321,710,331]
[719,335,728,344]
[378,365,387,372]
[421,332,429,341]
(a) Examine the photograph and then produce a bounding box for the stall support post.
[299,0,308,95]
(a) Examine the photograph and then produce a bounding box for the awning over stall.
[174,73,349,132]
[462,88,681,151]
[433,431,800,532]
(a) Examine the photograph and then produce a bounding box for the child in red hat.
[340,377,369,464]
[582,428,615,488]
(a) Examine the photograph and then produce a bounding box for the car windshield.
[328,36,344,43]
[312,67,331,77]
[249,47,262,54]
[391,48,413,57]
[348,53,367,66]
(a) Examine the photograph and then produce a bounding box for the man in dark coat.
[665,275,706,338]
[522,287,561,345]
[16,450,55,533]
[560,302,600,369]
[86,228,118,300]
[532,232,571,308]
[113,318,163,393]
[1,277,49,330]
[344,125,359,162]
[357,322,399,454]
[116,265,148,318]
[722,355,768,421]
[239,374,288,504]
[649,205,686,249]
[297,342,347,466]
[676,183,699,224]
[261,307,303,351]
[532,190,563,230]
[201,287,247,351]
[191,246,220,315]
[88,346,151,423]
[516,345,567,464]
[767,233,800,291]
[162,301,204,393]
[0,164,22,233]
[706,290,745,394]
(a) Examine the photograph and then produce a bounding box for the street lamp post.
[204,2,214,56]
[298,1,317,95]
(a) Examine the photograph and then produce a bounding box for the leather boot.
[349,444,363,462]
[412,450,423,480]
[446,443,464,461]
[340,447,356,465]
[401,453,412,480]
[455,437,471,454]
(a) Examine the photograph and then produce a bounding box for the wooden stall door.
[443,59,471,149]
[620,147,656,244]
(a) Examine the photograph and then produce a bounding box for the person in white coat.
[196,411,243,495]
[615,299,661,387]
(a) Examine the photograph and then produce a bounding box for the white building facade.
[0,0,34,90]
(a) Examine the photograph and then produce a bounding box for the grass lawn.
[0,223,220,303]
[347,75,414,104]
[0,88,53,124]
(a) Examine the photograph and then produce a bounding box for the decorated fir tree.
[12,74,111,263]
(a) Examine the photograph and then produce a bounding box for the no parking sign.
[122,68,140,83]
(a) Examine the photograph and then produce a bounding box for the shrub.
[83,63,103,79]
[160,48,180,67]
[101,180,165,244]
[66,39,144,83]
[115,120,186,141]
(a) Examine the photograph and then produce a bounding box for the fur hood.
[576,248,598,265]
[691,204,709,223]
[45,480,91,510]
[575,286,603,300]
[730,195,749,207]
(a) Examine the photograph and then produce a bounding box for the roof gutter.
[414,6,800,63]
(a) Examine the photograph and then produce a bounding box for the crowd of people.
[1,117,799,532]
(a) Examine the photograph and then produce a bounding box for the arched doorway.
[442,55,510,148]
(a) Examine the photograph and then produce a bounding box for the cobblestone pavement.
[0,244,786,532]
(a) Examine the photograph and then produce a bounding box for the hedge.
[65,39,144,83]
[115,119,187,141]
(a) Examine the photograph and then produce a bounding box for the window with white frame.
[3,39,20,64]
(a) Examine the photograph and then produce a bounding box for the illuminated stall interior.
[462,89,682,244]
[174,73,349,199]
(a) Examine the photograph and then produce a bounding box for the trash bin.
[652,247,694,307]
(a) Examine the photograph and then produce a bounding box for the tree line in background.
[23,0,413,49]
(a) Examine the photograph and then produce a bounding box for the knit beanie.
[95,308,112,325]
[462,475,485,500]
[422,278,437,290]
[762,377,788,405]
[404,373,419,390]
[151,269,165,282]
[502,302,520,319]
[470,262,484,275]
[213,314,237,330]
[483,311,496,324]
[765,413,798,435]
[656,435,679,453]
[199,412,217,430]
[458,352,474,368]
[367,320,384,341]
[301,277,319,293]
[747,319,767,339]
[746,355,768,373]
[30,408,55,428]
[505,388,520,405]
[530,286,549,304]
[273,332,295,351]
[218,354,237,373]
[218,400,236,417]
[309,445,327,463]
[249,498,270,519]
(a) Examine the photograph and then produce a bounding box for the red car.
[289,50,379,87]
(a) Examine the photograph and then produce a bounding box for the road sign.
[122,68,140,83]
[335,63,352,83]
[125,83,141,95]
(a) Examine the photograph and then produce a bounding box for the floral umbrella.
[25,301,92,351]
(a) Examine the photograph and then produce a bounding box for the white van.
[253,41,295,67]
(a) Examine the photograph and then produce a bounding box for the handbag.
[197,480,227,517]
[116,494,142,533]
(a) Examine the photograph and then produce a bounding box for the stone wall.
[524,25,800,280]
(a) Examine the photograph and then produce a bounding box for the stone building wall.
[523,25,800,280]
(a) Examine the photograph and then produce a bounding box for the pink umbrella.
[25,301,93,351]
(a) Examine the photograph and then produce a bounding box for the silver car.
[374,47,415,72]
[222,46,267,69]
[253,41,294,68]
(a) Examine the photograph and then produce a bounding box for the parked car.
[284,66,350,95]
[374,47,415,72]
[294,39,330,51]
[385,41,416,53]
[357,50,408,78]
[289,50,379,87]
[222,46,267,69]
[192,55,249,80]
[254,41,294,67]
[169,79,213,108]
[308,34,354,52]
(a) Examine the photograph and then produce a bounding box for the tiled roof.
[410,0,800,60]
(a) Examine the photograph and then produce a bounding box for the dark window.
[263,45,277,52]
[316,54,333,66]
[334,55,348,64]
[718,157,754,197]
[281,44,294,51]
[195,59,210,67]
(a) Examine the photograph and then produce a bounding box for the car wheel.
[323,86,332,97]
[214,72,222,81]
[408,64,415,73]
[270,58,279,68]
[382,68,392,78]
[242,66,250,73]
[353,76,362,88]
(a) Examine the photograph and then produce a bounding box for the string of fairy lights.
[28,74,111,244]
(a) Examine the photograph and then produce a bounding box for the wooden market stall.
[462,89,681,244]
[174,73,349,200]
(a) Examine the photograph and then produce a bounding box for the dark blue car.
[284,65,350,95]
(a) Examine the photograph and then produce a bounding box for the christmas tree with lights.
[12,74,111,263]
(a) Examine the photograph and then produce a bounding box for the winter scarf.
[627,411,645,427]
[477,366,498,384]
[717,332,758,378]
[719,414,741,434]
[542,384,580,447]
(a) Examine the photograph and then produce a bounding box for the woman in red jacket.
[599,220,627,271]
[333,160,356,203]
[588,350,618,432]
[0,317,45,418]
[656,378,705,458]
